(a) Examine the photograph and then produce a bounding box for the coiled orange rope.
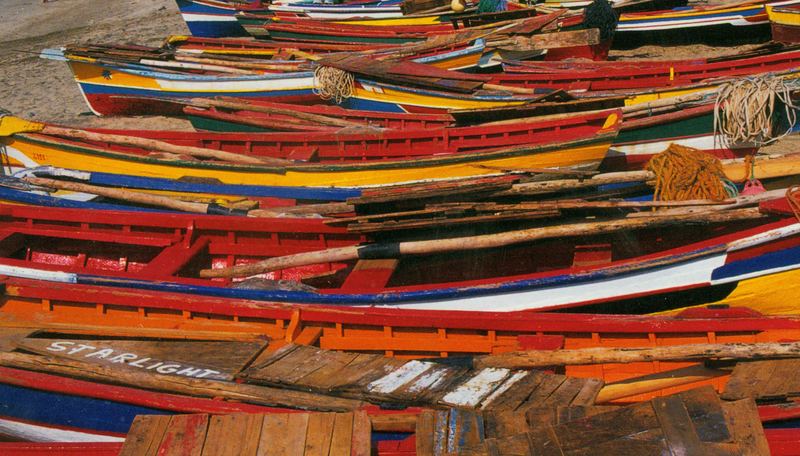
[646,144,729,201]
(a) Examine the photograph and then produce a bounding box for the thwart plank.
[119,411,371,456]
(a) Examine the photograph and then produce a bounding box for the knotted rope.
[646,144,733,202]
[714,76,798,147]
[313,66,355,104]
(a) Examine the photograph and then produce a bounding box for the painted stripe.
[0,265,77,283]
[367,360,434,394]
[441,368,511,407]
[0,418,124,443]
[479,370,529,409]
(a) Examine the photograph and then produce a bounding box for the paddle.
[199,207,765,278]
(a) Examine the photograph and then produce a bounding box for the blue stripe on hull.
[711,244,800,281]
[79,82,316,100]
[0,383,166,434]
[185,19,249,38]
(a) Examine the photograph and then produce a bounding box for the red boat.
[492,44,800,91]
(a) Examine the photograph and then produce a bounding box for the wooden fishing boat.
[0,313,797,443]
[181,98,456,132]
[175,0,270,37]
[52,52,554,115]
[235,5,540,37]
[0,191,794,313]
[614,0,800,44]
[494,43,800,92]
[768,2,800,42]
[0,110,620,186]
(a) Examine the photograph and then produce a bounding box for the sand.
[0,0,191,129]
[0,1,797,151]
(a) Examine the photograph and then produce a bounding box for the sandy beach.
[0,0,191,129]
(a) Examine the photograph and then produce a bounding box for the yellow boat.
[0,111,621,188]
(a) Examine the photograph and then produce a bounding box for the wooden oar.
[39,125,292,167]
[24,176,245,215]
[188,97,365,129]
[474,341,800,369]
[199,207,764,278]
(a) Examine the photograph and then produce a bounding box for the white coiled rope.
[313,66,355,104]
[714,76,798,148]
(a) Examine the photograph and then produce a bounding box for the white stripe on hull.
[0,418,124,443]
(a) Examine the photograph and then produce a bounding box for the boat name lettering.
[45,341,222,379]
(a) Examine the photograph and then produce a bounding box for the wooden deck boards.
[118,411,370,456]
[415,387,769,456]
[239,344,603,410]
[723,359,800,402]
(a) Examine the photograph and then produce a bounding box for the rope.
[646,144,730,202]
[788,186,800,222]
[313,66,355,104]
[714,76,799,148]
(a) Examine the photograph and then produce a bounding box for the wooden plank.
[294,351,361,390]
[18,337,267,381]
[387,364,467,404]
[285,413,311,456]
[351,410,371,456]
[652,395,708,456]
[248,344,303,372]
[570,378,604,406]
[329,413,354,456]
[450,409,484,452]
[723,360,782,400]
[440,368,512,408]
[156,414,209,456]
[0,328,35,351]
[415,410,435,456]
[258,414,290,456]
[552,402,661,451]
[542,376,588,407]
[0,350,364,411]
[514,373,567,411]
[119,415,172,456]
[202,414,262,456]
[304,413,336,456]
[722,399,771,456]
[480,371,543,412]
[244,345,324,383]
[759,359,800,400]
[678,387,732,444]
[482,410,527,439]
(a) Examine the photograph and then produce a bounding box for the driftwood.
[199,207,764,278]
[41,125,291,167]
[473,342,800,369]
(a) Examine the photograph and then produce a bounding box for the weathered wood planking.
[18,337,268,381]
[444,387,769,456]
[240,344,603,411]
[723,359,800,401]
[118,411,370,456]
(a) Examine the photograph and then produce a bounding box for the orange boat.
[3,275,800,404]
